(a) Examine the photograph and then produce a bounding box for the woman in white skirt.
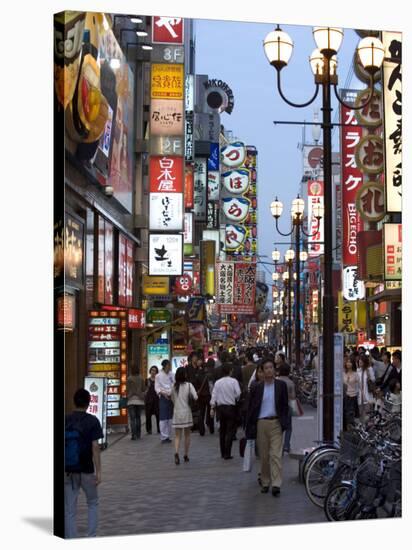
[171,367,198,464]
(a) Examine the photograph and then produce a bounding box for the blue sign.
[208,143,220,171]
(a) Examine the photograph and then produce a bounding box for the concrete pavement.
[76,404,325,538]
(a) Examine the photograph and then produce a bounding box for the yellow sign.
[142,275,170,295]
[151,63,184,99]
[338,292,355,333]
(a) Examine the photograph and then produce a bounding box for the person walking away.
[387,379,402,413]
[155,359,175,443]
[210,363,241,460]
[245,359,289,497]
[357,353,376,424]
[343,357,360,430]
[171,367,198,464]
[65,388,103,538]
[389,350,402,389]
[376,351,393,396]
[145,366,160,435]
[126,369,146,440]
[195,359,213,436]
[276,363,296,453]
[370,347,386,381]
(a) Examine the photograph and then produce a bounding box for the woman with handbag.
[276,363,296,453]
[357,353,376,424]
[343,357,360,430]
[171,367,198,464]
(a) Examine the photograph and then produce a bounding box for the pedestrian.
[171,367,198,464]
[377,351,392,395]
[155,359,175,443]
[242,359,257,389]
[64,388,103,538]
[126,369,146,440]
[144,366,160,435]
[248,362,265,390]
[389,350,402,389]
[210,363,241,460]
[387,379,402,413]
[357,353,376,423]
[276,363,296,453]
[343,357,360,430]
[245,358,289,497]
[370,346,386,381]
[195,359,214,436]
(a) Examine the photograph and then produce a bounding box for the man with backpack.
[65,388,103,538]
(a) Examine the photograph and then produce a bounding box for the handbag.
[367,378,376,394]
[242,439,255,472]
[289,398,304,417]
[119,396,128,409]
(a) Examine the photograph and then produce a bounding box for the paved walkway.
[76,405,325,538]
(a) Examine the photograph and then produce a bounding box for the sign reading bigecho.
[340,94,365,266]
[152,17,184,44]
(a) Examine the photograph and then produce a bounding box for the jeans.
[128,405,143,438]
[64,472,98,538]
[217,405,237,458]
[145,401,160,434]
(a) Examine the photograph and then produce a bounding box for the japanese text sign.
[150,156,183,193]
[152,16,184,44]
[384,223,402,281]
[151,63,184,99]
[217,263,256,315]
[150,99,184,136]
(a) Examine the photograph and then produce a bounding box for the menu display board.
[88,310,128,425]
[84,377,108,446]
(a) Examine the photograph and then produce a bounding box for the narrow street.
[77,405,324,537]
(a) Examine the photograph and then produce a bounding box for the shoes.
[161,438,171,444]
[272,486,281,497]
[174,453,180,465]
[146,431,152,435]
[283,448,290,454]
[261,486,269,493]
[131,435,136,440]
[184,455,189,463]
[223,456,233,460]
[258,474,262,486]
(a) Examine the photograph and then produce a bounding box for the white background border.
[1,0,409,548]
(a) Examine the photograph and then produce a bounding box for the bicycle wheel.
[324,482,354,521]
[305,448,340,507]
[302,444,337,482]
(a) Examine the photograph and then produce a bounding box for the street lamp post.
[271,198,321,368]
[264,27,384,441]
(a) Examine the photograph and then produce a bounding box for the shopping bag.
[242,439,255,472]
[289,398,304,417]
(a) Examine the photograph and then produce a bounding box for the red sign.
[152,16,184,44]
[173,273,193,295]
[118,234,127,306]
[340,96,365,266]
[57,294,75,331]
[150,156,183,193]
[185,163,194,208]
[128,309,146,329]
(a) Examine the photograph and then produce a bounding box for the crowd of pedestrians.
[64,342,401,538]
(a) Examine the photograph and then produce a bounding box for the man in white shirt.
[155,359,175,443]
[210,363,241,459]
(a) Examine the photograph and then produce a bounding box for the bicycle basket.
[355,457,386,505]
[338,431,370,466]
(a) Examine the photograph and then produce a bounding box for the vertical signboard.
[382,32,402,213]
[193,159,207,221]
[340,92,365,266]
[88,310,128,425]
[152,17,184,44]
[384,223,402,281]
[307,180,324,257]
[200,240,216,296]
[217,262,256,314]
[104,221,114,304]
[149,156,184,231]
[84,377,107,446]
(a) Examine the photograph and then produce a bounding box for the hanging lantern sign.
[222,196,250,223]
[222,169,250,195]
[225,224,247,251]
[221,142,246,168]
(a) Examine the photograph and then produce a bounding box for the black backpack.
[65,416,86,473]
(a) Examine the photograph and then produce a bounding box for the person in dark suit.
[245,358,289,497]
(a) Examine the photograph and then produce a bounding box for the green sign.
[147,308,172,324]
